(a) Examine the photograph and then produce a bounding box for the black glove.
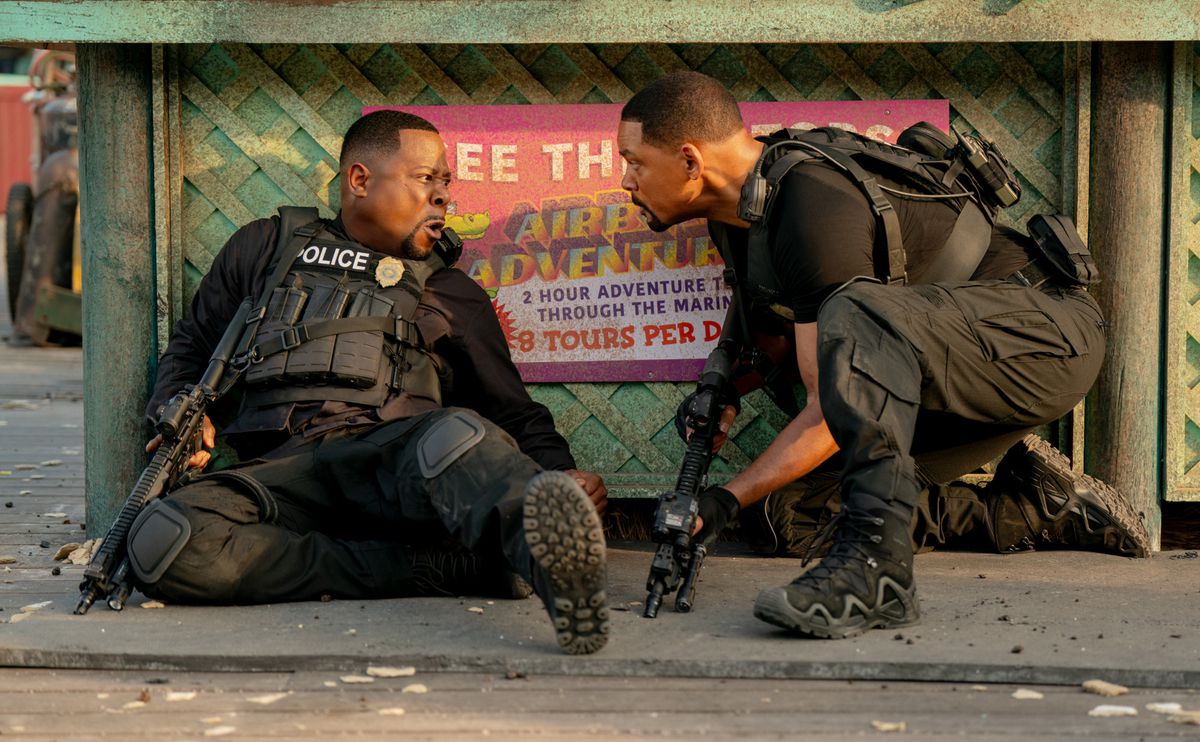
[674,385,741,443]
[695,486,741,547]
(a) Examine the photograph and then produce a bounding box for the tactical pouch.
[329,288,392,388]
[953,128,1021,209]
[286,277,352,382]
[245,281,308,385]
[1027,214,1099,286]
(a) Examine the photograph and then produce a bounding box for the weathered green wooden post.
[76,44,158,537]
[1086,41,1171,549]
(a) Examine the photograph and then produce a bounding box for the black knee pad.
[127,500,192,585]
[417,410,487,478]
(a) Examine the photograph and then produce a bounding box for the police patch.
[298,242,372,272]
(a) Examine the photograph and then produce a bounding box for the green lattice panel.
[1165,42,1200,502]
[173,42,1070,486]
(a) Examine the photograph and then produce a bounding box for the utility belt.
[1007,214,1099,291]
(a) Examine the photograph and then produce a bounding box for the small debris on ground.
[68,539,100,565]
[402,683,429,694]
[40,459,63,467]
[340,675,375,684]
[203,726,237,737]
[1,400,40,410]
[1146,702,1183,714]
[141,600,166,609]
[1088,704,1137,717]
[467,606,485,614]
[1011,689,1044,700]
[1082,679,1128,697]
[54,543,80,560]
[870,720,906,732]
[0,556,17,565]
[1168,711,1200,726]
[505,670,527,680]
[21,601,52,613]
[121,700,146,710]
[378,708,406,716]
[247,692,290,705]
[166,691,197,702]
[367,666,416,678]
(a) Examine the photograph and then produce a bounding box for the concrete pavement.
[1,247,1197,693]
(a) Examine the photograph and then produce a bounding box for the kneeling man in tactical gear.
[617,71,1148,639]
[131,110,610,655]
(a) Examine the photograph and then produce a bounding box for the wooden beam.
[1,1,1197,45]
[76,43,157,537]
[1086,41,1170,549]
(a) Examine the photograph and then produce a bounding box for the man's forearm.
[722,398,839,508]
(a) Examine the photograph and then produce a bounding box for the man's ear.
[680,143,703,181]
[345,162,370,198]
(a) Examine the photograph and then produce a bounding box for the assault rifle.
[75,298,255,614]
[643,333,739,618]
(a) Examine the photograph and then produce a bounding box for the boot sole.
[753,579,920,640]
[1019,435,1150,558]
[523,472,609,655]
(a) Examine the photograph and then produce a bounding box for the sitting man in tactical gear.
[617,71,1149,640]
[131,110,610,655]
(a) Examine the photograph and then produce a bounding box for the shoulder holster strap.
[258,206,323,311]
[782,141,907,285]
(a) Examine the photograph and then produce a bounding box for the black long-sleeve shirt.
[147,214,576,471]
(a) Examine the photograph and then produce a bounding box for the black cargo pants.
[753,279,1105,554]
[140,407,542,604]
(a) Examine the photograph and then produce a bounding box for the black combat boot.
[410,547,534,599]
[522,470,610,655]
[987,435,1149,558]
[753,503,919,639]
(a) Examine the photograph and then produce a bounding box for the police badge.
[375,257,406,287]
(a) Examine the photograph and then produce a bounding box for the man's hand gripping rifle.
[643,328,739,619]
[75,298,257,615]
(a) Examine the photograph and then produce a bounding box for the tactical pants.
[141,407,542,604]
[760,279,1104,553]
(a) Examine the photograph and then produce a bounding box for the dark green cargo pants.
[141,407,542,604]
[745,279,1106,556]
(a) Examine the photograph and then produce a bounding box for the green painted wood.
[1,1,1197,45]
[1164,41,1200,503]
[77,43,158,536]
[1085,42,1169,547]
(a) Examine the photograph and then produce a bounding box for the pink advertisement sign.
[367,101,949,382]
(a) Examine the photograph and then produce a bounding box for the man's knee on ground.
[129,490,262,603]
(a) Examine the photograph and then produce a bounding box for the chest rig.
[721,123,1020,320]
[239,207,461,412]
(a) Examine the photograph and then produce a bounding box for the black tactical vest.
[236,208,449,424]
[720,124,1005,321]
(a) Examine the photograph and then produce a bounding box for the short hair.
[340,110,439,165]
[621,71,744,149]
